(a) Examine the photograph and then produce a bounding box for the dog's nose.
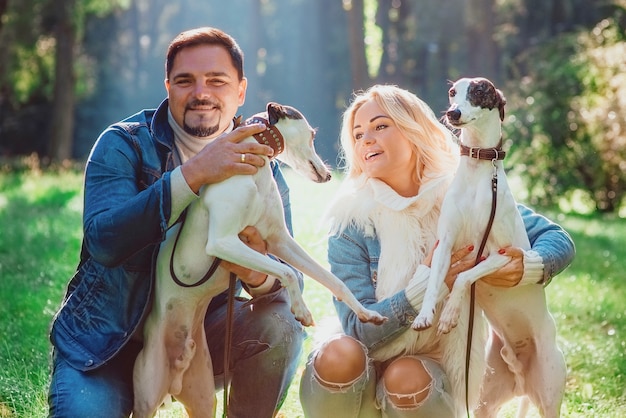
[446,108,461,121]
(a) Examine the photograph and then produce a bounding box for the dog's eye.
[449,89,456,97]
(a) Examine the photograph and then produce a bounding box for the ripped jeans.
[299,339,456,418]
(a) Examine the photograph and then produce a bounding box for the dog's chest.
[204,165,283,234]
[447,163,497,217]
[445,164,522,249]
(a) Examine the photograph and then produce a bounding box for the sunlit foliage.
[504,17,626,213]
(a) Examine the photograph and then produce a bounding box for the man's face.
[165,44,246,138]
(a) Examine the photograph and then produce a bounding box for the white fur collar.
[325,174,451,300]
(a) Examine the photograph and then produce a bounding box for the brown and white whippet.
[132,102,387,417]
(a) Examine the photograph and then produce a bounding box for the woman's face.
[352,99,418,196]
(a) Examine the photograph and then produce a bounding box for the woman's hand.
[424,242,476,291]
[219,226,270,287]
[480,247,524,287]
[425,243,525,289]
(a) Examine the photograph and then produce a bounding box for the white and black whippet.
[412,78,566,417]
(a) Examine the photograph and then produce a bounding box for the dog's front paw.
[292,304,315,327]
[437,303,460,334]
[412,314,434,331]
[358,309,387,325]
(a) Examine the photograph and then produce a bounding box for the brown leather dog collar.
[458,138,506,161]
[239,115,285,157]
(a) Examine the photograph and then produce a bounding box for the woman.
[299,85,575,417]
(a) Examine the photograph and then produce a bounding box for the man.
[48,27,305,417]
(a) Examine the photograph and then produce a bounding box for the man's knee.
[49,356,133,417]
[249,288,304,342]
[48,365,133,418]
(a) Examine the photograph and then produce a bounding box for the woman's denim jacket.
[49,99,295,371]
[327,205,576,352]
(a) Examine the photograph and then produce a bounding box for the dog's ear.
[497,89,507,121]
[267,102,285,125]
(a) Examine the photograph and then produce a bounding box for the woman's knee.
[382,357,432,408]
[313,335,367,387]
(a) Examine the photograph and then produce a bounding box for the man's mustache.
[186,99,221,111]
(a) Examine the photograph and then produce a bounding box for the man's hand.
[220,226,270,287]
[181,123,274,193]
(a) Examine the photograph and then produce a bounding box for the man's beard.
[184,99,221,137]
[184,123,219,137]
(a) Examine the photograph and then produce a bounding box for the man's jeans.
[48,288,304,418]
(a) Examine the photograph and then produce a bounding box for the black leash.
[222,273,237,417]
[465,160,499,418]
[167,215,236,417]
[168,216,223,288]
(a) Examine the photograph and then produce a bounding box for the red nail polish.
[498,248,505,254]
[468,245,474,251]
[480,256,486,262]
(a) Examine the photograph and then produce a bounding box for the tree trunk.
[465,0,498,81]
[48,0,76,161]
[345,0,370,91]
[0,0,8,32]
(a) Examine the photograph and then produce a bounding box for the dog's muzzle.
[446,108,462,123]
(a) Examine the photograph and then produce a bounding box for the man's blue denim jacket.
[49,99,295,371]
[327,205,576,352]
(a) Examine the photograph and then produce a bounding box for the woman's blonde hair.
[338,84,458,184]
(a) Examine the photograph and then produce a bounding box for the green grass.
[0,161,83,417]
[0,163,625,417]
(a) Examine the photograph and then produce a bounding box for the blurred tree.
[0,0,54,156]
[465,0,498,81]
[47,0,77,160]
[504,16,626,213]
[0,0,7,31]
[498,0,601,79]
[0,0,130,160]
[0,0,624,212]
[374,0,466,111]
[345,0,371,90]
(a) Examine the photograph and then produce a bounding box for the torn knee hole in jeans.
[237,339,271,359]
[382,364,435,410]
[310,366,368,393]
[384,380,433,410]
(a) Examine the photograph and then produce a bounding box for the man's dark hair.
[165,27,244,80]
